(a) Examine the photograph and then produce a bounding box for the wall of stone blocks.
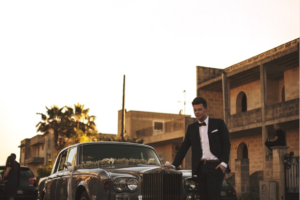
[266,79,280,105]
[198,89,224,119]
[286,128,299,156]
[284,66,299,101]
[118,110,189,138]
[230,80,261,115]
[229,132,263,175]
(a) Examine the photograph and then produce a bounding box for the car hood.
[103,165,192,179]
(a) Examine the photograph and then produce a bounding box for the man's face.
[193,104,208,122]
[273,124,279,130]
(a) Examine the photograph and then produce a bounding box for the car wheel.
[80,191,89,200]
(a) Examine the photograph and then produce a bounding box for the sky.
[0,0,299,165]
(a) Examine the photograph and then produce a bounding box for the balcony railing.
[25,157,44,164]
[265,98,299,121]
[30,135,45,146]
[227,108,262,129]
[136,119,185,138]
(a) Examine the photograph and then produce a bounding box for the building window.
[236,91,247,113]
[153,121,164,135]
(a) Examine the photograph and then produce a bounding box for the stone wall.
[230,132,263,175]
[266,79,280,105]
[284,66,299,101]
[227,108,261,129]
[230,80,261,115]
[197,89,223,119]
[196,66,224,84]
[118,110,190,138]
[265,98,299,121]
[225,39,299,73]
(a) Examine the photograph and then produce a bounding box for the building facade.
[196,38,299,199]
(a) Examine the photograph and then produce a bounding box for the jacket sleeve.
[219,119,231,165]
[172,125,192,167]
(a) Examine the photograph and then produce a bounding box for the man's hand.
[164,161,175,169]
[165,164,175,169]
[215,164,226,173]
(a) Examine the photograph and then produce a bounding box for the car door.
[45,150,67,200]
[54,149,69,200]
[56,147,77,200]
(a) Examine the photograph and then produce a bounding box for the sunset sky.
[0,0,299,165]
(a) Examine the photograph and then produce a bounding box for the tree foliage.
[98,134,143,144]
[36,103,97,151]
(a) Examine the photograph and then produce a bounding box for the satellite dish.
[179,109,183,115]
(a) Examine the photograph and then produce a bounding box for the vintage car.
[38,141,200,200]
[39,141,237,200]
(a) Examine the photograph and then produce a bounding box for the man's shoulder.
[188,121,199,127]
[209,117,224,124]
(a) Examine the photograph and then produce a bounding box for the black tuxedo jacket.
[172,117,231,176]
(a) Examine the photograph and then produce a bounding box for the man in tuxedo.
[166,97,231,200]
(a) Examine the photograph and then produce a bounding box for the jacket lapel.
[193,122,201,148]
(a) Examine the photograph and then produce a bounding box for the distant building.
[118,110,197,169]
[19,135,46,176]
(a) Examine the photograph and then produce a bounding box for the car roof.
[0,166,31,170]
[61,141,155,152]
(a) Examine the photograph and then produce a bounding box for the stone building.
[117,110,197,169]
[19,135,47,176]
[196,38,299,199]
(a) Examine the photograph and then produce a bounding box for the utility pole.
[121,75,126,142]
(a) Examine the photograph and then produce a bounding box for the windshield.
[80,144,161,166]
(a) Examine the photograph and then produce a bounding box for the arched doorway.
[236,92,247,113]
[237,142,248,159]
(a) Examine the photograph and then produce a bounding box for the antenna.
[178,90,186,114]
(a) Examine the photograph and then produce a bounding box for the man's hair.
[192,97,207,108]
[11,153,16,160]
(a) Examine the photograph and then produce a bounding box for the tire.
[79,191,89,200]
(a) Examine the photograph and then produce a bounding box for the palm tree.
[36,104,97,150]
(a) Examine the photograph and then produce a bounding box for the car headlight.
[114,178,127,192]
[113,178,139,192]
[185,179,196,191]
[127,178,138,191]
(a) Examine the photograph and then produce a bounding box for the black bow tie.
[198,122,206,127]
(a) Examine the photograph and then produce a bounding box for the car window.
[20,168,34,177]
[80,144,161,166]
[57,150,68,172]
[0,167,5,176]
[66,147,77,167]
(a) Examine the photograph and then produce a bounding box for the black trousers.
[196,162,225,200]
[264,141,284,152]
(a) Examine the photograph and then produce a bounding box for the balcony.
[227,108,262,130]
[265,98,299,122]
[30,135,45,146]
[25,157,44,164]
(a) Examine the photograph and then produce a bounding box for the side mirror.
[64,162,74,172]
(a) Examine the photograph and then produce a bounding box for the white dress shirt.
[199,116,227,168]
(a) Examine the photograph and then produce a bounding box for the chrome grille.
[142,172,182,200]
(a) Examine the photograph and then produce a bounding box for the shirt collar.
[198,116,209,124]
